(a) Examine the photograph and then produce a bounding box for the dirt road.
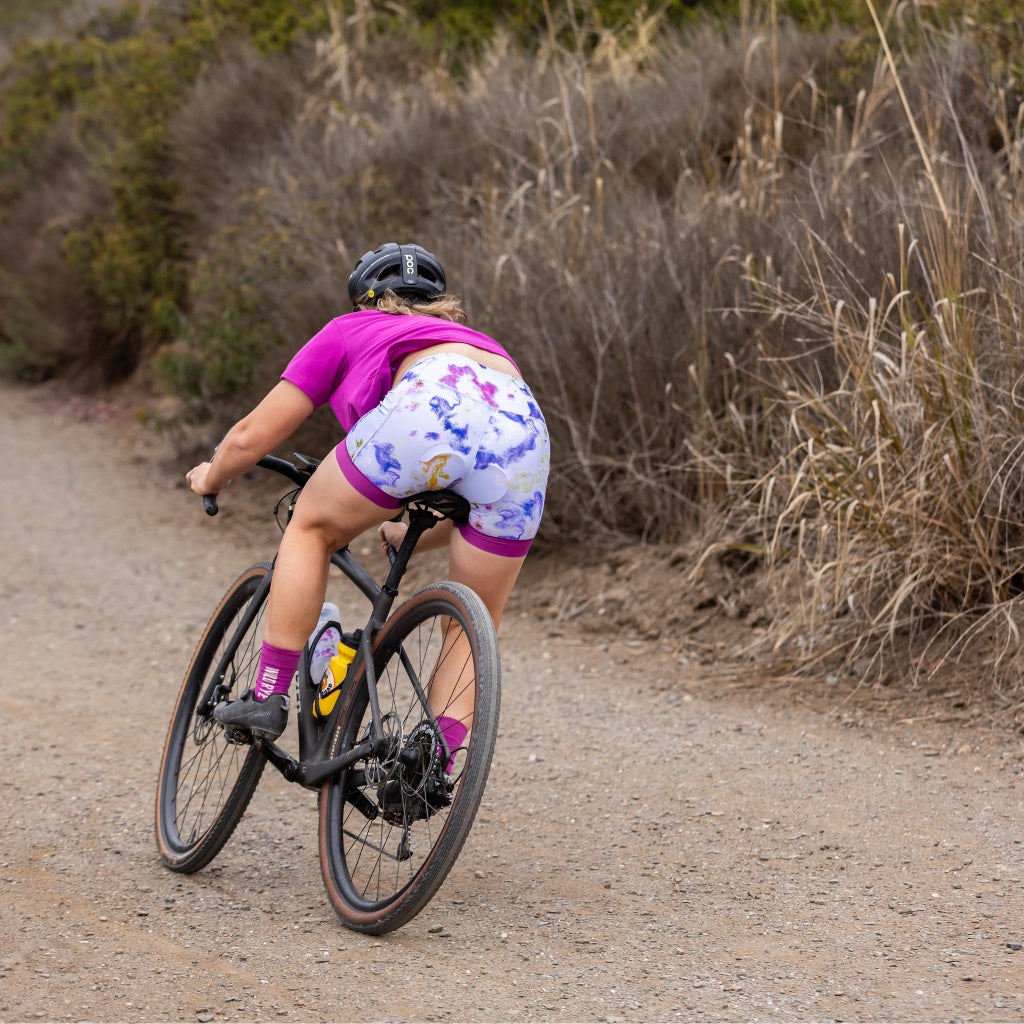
[2,381,1024,1022]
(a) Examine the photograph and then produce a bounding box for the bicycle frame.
[197,455,468,791]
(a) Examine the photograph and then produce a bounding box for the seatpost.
[379,506,444,601]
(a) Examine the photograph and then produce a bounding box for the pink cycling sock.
[437,715,468,773]
[253,642,301,702]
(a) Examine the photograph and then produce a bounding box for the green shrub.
[188,0,327,55]
[0,0,69,36]
[59,26,209,378]
[0,37,97,183]
[153,232,284,424]
[0,13,209,382]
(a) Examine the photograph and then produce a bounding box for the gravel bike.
[155,454,501,934]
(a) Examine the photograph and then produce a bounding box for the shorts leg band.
[456,521,533,558]
[335,443,402,509]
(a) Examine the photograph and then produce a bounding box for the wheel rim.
[159,570,266,856]
[328,601,479,914]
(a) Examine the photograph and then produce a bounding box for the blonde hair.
[357,289,467,324]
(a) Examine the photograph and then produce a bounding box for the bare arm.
[186,381,315,497]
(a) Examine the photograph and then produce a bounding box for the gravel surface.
[3,381,1024,1023]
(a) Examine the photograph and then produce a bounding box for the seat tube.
[362,508,440,745]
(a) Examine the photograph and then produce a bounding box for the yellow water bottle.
[314,638,357,719]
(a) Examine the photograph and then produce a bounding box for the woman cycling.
[185,242,550,749]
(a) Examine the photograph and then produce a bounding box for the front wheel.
[156,562,271,872]
[318,581,501,934]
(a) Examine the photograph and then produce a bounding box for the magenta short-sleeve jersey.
[280,310,519,431]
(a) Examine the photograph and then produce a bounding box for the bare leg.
[264,451,395,651]
[379,518,451,556]
[273,460,526,747]
[426,529,527,730]
[446,528,526,630]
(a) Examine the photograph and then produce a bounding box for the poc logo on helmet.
[404,253,416,278]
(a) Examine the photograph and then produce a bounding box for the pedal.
[222,725,253,746]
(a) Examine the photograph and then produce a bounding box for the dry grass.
[156,5,1024,691]
[7,3,1024,693]
[706,6,1024,689]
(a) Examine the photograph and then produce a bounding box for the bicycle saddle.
[403,489,470,524]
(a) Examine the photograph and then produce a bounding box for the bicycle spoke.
[319,582,500,934]
[156,563,271,872]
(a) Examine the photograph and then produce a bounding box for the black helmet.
[347,242,446,306]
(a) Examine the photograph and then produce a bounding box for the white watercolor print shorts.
[336,353,550,557]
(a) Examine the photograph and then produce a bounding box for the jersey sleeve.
[280,320,347,409]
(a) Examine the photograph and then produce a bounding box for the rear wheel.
[318,581,500,934]
[156,562,271,872]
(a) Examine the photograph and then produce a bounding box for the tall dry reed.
[703,5,1024,689]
